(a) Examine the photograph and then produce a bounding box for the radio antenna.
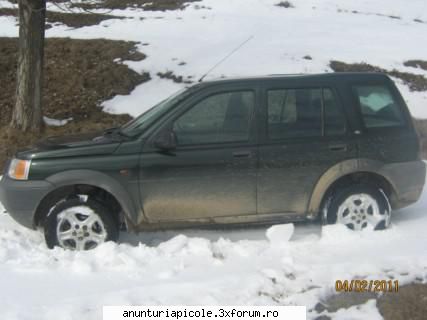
[198,35,254,83]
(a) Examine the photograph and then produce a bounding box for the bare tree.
[11,0,46,132]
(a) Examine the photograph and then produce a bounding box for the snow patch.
[102,76,185,116]
[265,223,294,243]
[43,116,73,127]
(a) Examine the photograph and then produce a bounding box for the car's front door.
[257,84,357,216]
[139,86,258,222]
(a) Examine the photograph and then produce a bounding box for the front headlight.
[8,158,31,180]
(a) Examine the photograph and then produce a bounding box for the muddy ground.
[313,283,427,320]
[0,7,124,29]
[4,0,200,12]
[0,37,150,168]
[68,0,200,11]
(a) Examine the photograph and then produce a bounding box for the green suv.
[0,73,425,250]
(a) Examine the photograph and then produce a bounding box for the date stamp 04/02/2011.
[335,280,399,293]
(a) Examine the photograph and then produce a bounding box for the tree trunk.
[11,0,46,132]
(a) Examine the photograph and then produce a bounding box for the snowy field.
[1,0,427,319]
[1,0,427,118]
[1,182,427,319]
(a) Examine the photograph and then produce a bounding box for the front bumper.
[0,175,54,229]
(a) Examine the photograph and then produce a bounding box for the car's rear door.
[139,83,259,222]
[257,79,358,216]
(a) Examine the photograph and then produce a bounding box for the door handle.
[233,151,252,158]
[329,144,347,152]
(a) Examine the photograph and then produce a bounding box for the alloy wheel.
[56,206,107,250]
[337,193,390,230]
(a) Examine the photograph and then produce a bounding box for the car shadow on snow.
[118,221,323,247]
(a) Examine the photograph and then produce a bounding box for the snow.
[103,77,184,116]
[265,223,294,243]
[1,1,427,318]
[43,116,73,127]
[1,173,427,319]
[327,300,383,320]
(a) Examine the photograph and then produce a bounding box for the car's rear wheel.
[44,198,118,250]
[325,185,391,231]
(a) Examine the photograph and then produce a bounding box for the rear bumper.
[0,175,54,229]
[379,160,426,209]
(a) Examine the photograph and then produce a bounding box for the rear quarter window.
[352,85,406,128]
[267,88,322,139]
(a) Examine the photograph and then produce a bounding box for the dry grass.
[404,60,427,71]
[276,1,294,8]
[330,60,427,91]
[157,70,193,84]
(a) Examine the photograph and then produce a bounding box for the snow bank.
[1,183,427,319]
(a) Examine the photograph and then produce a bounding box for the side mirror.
[154,130,177,151]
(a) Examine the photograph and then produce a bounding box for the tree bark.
[11,0,46,132]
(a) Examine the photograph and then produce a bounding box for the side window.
[352,85,405,128]
[324,88,346,135]
[267,88,322,139]
[173,91,254,145]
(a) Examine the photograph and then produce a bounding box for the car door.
[257,83,358,216]
[139,85,258,222]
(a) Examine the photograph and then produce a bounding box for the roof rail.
[267,73,305,76]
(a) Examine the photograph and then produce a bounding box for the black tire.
[324,184,391,231]
[44,198,119,250]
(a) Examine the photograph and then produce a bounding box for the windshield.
[120,88,189,137]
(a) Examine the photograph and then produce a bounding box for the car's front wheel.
[44,198,118,250]
[325,185,391,231]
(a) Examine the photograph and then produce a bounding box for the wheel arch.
[34,170,140,229]
[308,159,399,216]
